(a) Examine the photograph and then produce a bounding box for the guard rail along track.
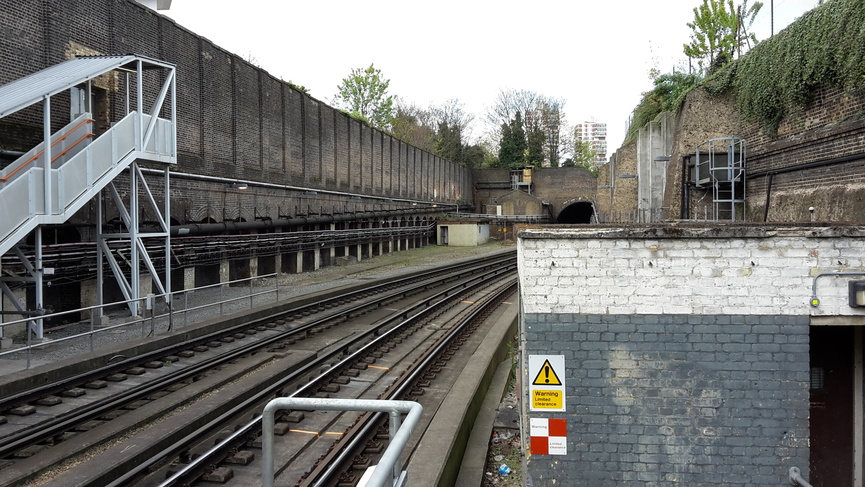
[0,250,517,486]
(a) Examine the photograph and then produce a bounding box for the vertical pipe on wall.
[763,172,775,222]
[680,155,688,220]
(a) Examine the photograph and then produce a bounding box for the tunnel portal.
[556,201,595,224]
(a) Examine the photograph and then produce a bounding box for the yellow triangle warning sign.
[532,359,563,386]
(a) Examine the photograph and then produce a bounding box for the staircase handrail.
[0,111,173,257]
[0,113,95,185]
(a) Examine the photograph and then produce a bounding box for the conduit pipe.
[162,208,441,237]
[138,166,465,208]
[748,151,865,180]
[751,151,865,222]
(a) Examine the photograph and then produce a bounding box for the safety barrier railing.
[0,114,95,185]
[0,273,279,370]
[789,467,813,487]
[261,398,422,487]
[594,207,673,224]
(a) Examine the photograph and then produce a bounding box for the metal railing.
[594,208,672,224]
[0,273,280,370]
[444,213,551,223]
[261,398,422,487]
[789,466,813,487]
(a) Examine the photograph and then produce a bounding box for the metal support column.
[96,191,104,321]
[32,228,43,339]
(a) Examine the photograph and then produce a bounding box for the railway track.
[0,250,518,486]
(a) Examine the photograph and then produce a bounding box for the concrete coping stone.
[518,222,865,239]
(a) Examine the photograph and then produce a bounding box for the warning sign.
[531,389,563,409]
[531,359,563,386]
[528,355,566,412]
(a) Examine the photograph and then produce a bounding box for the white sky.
[164,0,823,152]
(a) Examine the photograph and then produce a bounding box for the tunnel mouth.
[557,201,595,224]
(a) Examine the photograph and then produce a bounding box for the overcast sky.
[164,0,823,154]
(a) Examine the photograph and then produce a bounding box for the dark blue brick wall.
[523,313,810,487]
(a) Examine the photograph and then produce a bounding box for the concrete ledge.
[518,222,865,240]
[405,300,518,487]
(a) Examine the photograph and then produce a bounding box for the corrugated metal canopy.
[0,54,173,118]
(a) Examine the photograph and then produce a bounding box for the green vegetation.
[626,72,702,141]
[684,0,763,75]
[569,139,600,175]
[498,112,528,169]
[333,64,394,131]
[484,89,568,168]
[705,0,865,134]
[627,0,862,139]
[288,81,309,94]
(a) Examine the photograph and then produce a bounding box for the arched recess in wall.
[557,201,595,224]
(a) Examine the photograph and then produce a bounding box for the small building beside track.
[436,219,491,247]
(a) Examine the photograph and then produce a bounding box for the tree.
[683,0,763,74]
[431,99,475,142]
[333,64,394,130]
[485,89,539,136]
[498,111,527,169]
[526,126,546,167]
[538,100,566,166]
[573,139,598,169]
[390,98,480,167]
[731,0,762,57]
[391,98,436,152]
[462,143,489,169]
[486,89,567,166]
[435,120,463,165]
[431,99,475,166]
[652,71,703,112]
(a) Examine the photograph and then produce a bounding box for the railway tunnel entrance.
[556,201,595,223]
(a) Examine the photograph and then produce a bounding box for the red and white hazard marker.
[529,418,567,455]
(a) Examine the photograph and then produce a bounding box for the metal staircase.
[0,110,173,255]
[0,55,176,337]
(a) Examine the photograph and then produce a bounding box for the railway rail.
[0,249,518,487]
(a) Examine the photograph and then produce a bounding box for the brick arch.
[557,200,594,224]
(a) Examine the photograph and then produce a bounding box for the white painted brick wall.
[518,226,865,317]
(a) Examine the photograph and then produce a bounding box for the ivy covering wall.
[705,0,865,134]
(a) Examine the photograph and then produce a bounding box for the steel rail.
[0,254,515,463]
[0,251,513,410]
[305,278,517,487]
[148,265,517,487]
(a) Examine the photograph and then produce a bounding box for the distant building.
[574,120,607,166]
[133,0,172,10]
